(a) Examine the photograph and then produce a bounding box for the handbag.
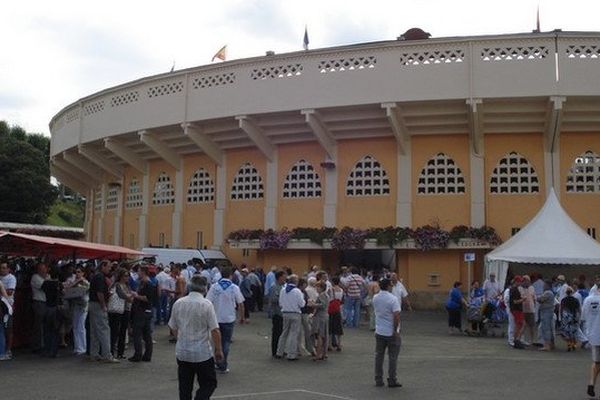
[64,286,87,300]
[107,285,125,314]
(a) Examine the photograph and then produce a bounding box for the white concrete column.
[172,169,184,247]
[396,141,412,227]
[470,153,486,227]
[85,189,93,241]
[139,173,150,248]
[213,154,227,248]
[323,148,338,227]
[114,180,124,246]
[264,150,278,230]
[97,184,106,243]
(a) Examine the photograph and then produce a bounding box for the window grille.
[490,152,539,194]
[230,163,264,200]
[345,156,390,197]
[566,151,600,193]
[152,172,175,206]
[417,153,466,195]
[283,160,322,199]
[187,168,215,203]
[126,179,143,209]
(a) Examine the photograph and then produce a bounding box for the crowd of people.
[8,256,600,398]
[444,272,600,398]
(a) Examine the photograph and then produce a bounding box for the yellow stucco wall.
[224,147,266,234]
[337,137,397,228]
[411,134,470,228]
[222,248,259,268]
[277,142,325,229]
[147,160,175,247]
[560,132,600,239]
[103,211,115,244]
[485,133,545,241]
[182,154,216,249]
[406,250,461,292]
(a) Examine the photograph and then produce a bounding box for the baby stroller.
[466,296,485,336]
[480,298,507,337]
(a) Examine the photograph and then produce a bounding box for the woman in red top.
[328,276,344,351]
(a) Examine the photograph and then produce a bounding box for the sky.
[1,0,599,136]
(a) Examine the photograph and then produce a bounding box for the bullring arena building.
[49,30,600,304]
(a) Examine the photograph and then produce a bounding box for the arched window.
[566,151,600,193]
[490,152,539,194]
[152,172,175,205]
[283,160,322,199]
[126,178,143,209]
[187,168,215,203]
[94,188,103,211]
[346,155,390,196]
[417,153,466,195]
[230,163,264,200]
[106,187,119,210]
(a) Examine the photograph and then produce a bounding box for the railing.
[50,32,600,156]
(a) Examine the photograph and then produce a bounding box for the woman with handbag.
[108,268,133,359]
[64,267,89,355]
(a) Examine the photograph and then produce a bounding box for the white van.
[142,247,232,269]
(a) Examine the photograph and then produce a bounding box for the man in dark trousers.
[129,265,157,362]
[169,275,223,400]
[269,270,286,357]
[373,278,402,388]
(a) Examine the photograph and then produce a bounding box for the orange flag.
[212,45,227,62]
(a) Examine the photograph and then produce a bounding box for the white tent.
[485,188,600,285]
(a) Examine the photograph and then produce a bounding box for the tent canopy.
[0,231,147,260]
[485,189,600,284]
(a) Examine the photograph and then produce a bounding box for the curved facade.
[50,31,600,299]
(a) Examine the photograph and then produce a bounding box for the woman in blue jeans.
[537,280,555,351]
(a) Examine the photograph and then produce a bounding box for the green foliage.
[0,121,57,223]
[47,198,85,227]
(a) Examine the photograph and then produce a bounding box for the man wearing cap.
[509,276,526,349]
[373,278,402,388]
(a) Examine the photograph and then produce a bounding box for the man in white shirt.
[156,266,172,325]
[373,278,402,388]
[0,263,16,357]
[276,275,305,361]
[169,275,223,400]
[390,273,411,312]
[30,263,49,352]
[206,267,245,373]
[582,291,600,398]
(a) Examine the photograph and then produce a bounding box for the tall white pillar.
[470,153,486,227]
[172,169,184,247]
[264,150,278,230]
[213,155,227,248]
[138,173,150,248]
[114,180,124,246]
[323,150,337,227]
[396,141,412,227]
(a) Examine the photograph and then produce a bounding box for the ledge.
[227,237,495,250]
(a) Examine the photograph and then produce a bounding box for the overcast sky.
[2,0,599,135]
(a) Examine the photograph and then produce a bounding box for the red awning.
[0,231,148,260]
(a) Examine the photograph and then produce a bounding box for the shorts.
[524,312,535,328]
[593,346,600,363]
[512,310,524,325]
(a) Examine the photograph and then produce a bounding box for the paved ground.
[1,311,592,400]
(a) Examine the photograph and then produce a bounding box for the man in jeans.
[206,267,245,373]
[276,274,305,361]
[89,260,119,363]
[343,267,366,328]
[169,275,223,400]
[129,265,157,362]
[372,278,402,388]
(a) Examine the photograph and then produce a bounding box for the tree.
[0,134,57,223]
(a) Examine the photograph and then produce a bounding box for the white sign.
[464,252,476,262]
